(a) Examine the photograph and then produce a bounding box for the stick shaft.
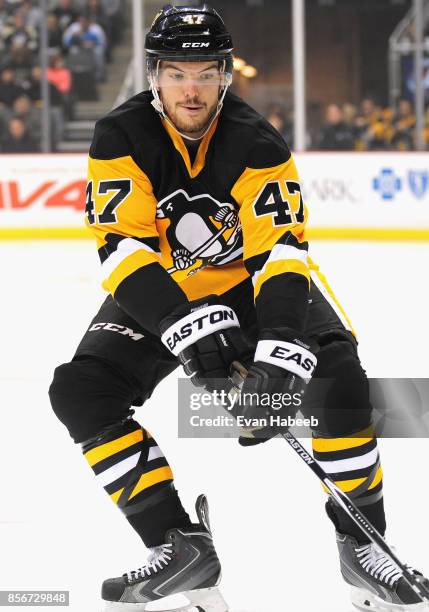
[231,361,429,602]
[280,430,429,601]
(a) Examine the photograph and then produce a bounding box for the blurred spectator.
[67,40,98,100]
[0,0,128,153]
[1,10,38,52]
[47,53,74,119]
[86,1,108,35]
[10,94,41,140]
[20,0,42,30]
[342,103,358,127]
[24,66,65,147]
[318,104,354,150]
[354,97,386,150]
[63,14,106,81]
[0,116,38,152]
[101,0,124,47]
[0,67,25,106]
[390,99,416,150]
[266,108,294,147]
[46,13,64,51]
[2,40,35,74]
[0,0,11,34]
[25,65,63,107]
[53,0,77,32]
[423,108,429,148]
[47,54,71,96]
[86,0,113,61]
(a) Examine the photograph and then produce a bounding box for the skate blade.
[102,587,228,612]
[351,586,429,612]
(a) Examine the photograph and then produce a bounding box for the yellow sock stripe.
[253,260,310,299]
[129,466,174,500]
[84,429,143,467]
[312,426,375,453]
[369,465,383,490]
[110,488,124,504]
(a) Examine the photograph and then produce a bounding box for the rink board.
[0,152,428,240]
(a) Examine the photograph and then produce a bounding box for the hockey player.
[49,4,428,611]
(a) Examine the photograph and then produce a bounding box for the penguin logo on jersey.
[156,189,242,275]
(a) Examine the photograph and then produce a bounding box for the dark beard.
[162,97,218,134]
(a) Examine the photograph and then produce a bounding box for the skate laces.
[355,543,403,587]
[125,544,173,582]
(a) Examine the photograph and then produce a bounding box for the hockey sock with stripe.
[312,426,386,543]
[82,418,192,547]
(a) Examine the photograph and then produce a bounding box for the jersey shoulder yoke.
[89,91,164,161]
[220,92,291,169]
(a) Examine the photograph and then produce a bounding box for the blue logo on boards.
[373,169,402,201]
[408,171,429,198]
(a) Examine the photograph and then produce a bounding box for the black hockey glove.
[159,295,253,393]
[235,327,317,446]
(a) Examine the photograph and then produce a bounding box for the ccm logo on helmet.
[271,345,316,373]
[182,42,210,48]
[166,308,235,352]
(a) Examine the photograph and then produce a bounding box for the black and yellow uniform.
[49,90,386,548]
[85,90,354,338]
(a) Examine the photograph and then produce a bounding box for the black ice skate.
[337,532,429,611]
[102,495,228,611]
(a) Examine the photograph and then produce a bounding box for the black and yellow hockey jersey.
[86,90,354,338]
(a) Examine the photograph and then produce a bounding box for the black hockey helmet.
[146,4,234,138]
[145,4,233,71]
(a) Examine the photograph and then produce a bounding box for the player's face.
[158,61,222,138]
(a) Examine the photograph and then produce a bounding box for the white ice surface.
[1,240,428,612]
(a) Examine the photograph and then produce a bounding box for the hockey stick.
[167,221,236,274]
[230,360,429,603]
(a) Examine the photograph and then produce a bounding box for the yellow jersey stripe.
[253,259,310,299]
[129,466,174,500]
[85,429,143,467]
[104,249,160,294]
[312,426,375,453]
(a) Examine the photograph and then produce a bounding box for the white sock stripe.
[318,448,379,475]
[310,270,352,332]
[148,445,164,462]
[101,237,158,281]
[96,451,141,488]
[252,243,308,287]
